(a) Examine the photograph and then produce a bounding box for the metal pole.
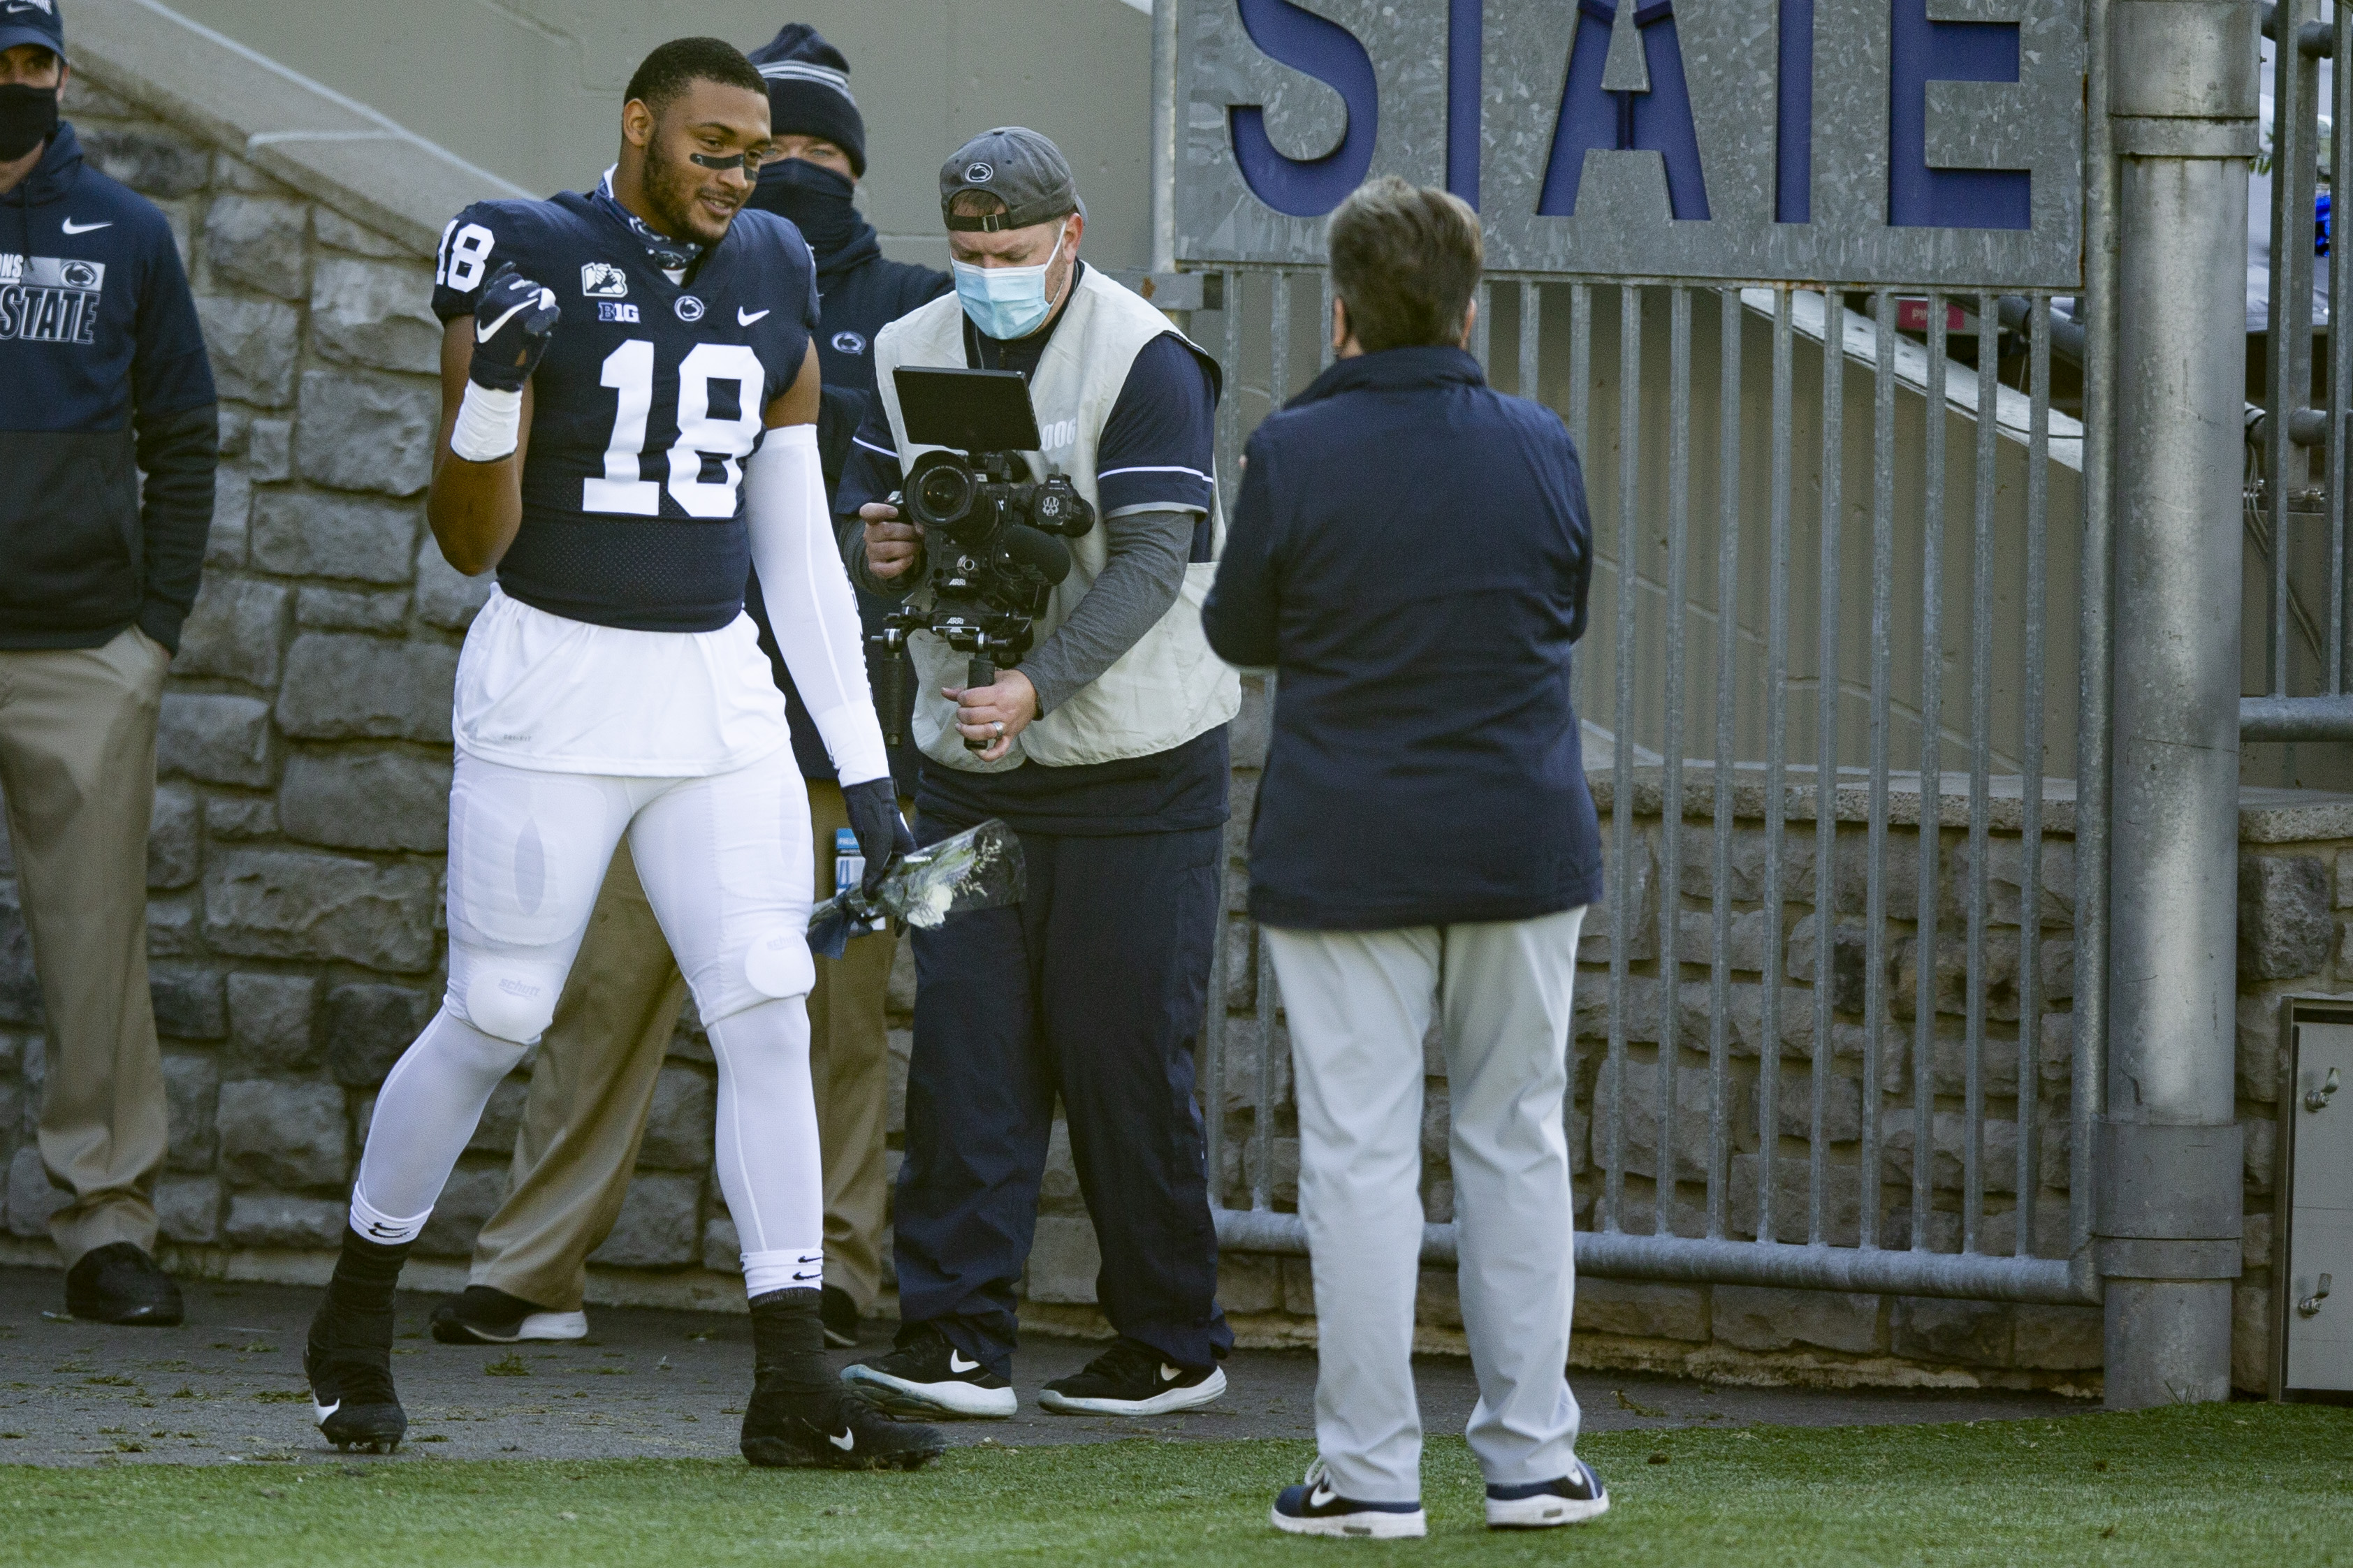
[2101,0,2257,1410]
[1149,0,1180,275]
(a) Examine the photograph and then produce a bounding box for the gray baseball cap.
[940,126,1078,233]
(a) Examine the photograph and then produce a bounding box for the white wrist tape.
[449,381,524,463]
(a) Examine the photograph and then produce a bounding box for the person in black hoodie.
[0,3,217,1328]
[428,22,946,1356]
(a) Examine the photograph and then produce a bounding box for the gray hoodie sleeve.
[1017,506,1195,717]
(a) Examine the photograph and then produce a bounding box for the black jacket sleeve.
[132,401,218,652]
[1200,431,1281,668]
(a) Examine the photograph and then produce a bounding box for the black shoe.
[741,1384,945,1470]
[430,1285,588,1344]
[63,1243,184,1326]
[840,1321,1016,1419]
[1485,1457,1610,1527]
[305,1293,405,1453]
[820,1284,861,1349]
[1037,1337,1227,1416]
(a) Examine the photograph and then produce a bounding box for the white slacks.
[1264,906,1587,1503]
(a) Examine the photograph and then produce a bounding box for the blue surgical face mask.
[953,228,1068,340]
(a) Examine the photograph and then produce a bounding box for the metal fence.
[2248,0,2353,741]
[1184,268,2104,1307]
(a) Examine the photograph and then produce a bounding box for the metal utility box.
[2278,1002,2353,1402]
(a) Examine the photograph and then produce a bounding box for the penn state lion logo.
[831,330,866,355]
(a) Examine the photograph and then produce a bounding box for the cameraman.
[1201,178,1605,1536]
[837,128,1238,1420]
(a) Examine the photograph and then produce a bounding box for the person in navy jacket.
[0,1,215,1331]
[1201,177,1608,1539]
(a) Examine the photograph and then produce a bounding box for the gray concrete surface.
[0,1268,2088,1467]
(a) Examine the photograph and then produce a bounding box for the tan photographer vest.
[870,268,1240,772]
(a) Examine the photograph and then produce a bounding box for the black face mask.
[0,82,59,163]
[755,158,860,258]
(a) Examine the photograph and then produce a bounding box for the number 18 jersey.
[431,190,822,633]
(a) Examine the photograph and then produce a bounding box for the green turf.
[0,1402,2345,1567]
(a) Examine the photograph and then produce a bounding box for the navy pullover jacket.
[1,122,217,652]
[1202,346,1603,930]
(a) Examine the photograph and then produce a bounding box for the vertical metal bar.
[1473,279,1494,369]
[1863,290,1897,1252]
[1809,290,1844,1246]
[1253,918,1277,1212]
[2071,0,2115,1287]
[1320,270,1337,374]
[1203,888,1228,1208]
[1612,286,1642,1233]
[1148,0,1179,274]
[1914,291,1949,1252]
[1570,287,1594,472]
[1657,288,1692,1228]
[1269,269,1293,416]
[2266,1,2313,697]
[1962,293,1999,1254]
[2336,0,2352,694]
[2016,298,2053,1257]
[1758,288,1796,1244]
[1571,285,1595,726]
[1520,280,1543,401]
[1707,286,1743,1240]
[1218,269,1244,515]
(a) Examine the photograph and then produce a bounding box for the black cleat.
[430,1285,587,1344]
[305,1303,405,1453]
[841,1321,1017,1419]
[741,1386,945,1471]
[1037,1337,1227,1416]
[64,1243,184,1326]
[820,1284,861,1349]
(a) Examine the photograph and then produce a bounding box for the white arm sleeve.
[744,423,891,788]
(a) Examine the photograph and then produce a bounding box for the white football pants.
[349,747,824,1298]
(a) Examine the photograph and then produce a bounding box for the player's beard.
[643,140,738,249]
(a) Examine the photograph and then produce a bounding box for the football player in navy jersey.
[299,36,940,1472]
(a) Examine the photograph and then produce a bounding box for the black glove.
[469,262,560,393]
[840,777,914,897]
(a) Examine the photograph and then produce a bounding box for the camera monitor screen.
[894,367,1043,454]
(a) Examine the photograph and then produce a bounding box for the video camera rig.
[868,367,1096,752]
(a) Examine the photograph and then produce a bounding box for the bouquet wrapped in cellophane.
[806,819,1025,960]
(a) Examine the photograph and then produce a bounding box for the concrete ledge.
[65,0,526,256]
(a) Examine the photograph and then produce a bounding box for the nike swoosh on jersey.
[477,298,534,343]
[948,1350,980,1373]
[61,219,112,235]
[827,1428,856,1451]
[738,307,770,325]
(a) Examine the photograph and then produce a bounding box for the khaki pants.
[0,627,172,1267]
[470,778,901,1312]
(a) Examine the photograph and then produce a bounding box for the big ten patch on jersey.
[0,252,105,345]
[430,196,820,529]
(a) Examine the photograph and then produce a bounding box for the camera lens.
[912,462,974,528]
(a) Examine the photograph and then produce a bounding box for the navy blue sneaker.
[1485,1456,1610,1528]
[1269,1459,1427,1539]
